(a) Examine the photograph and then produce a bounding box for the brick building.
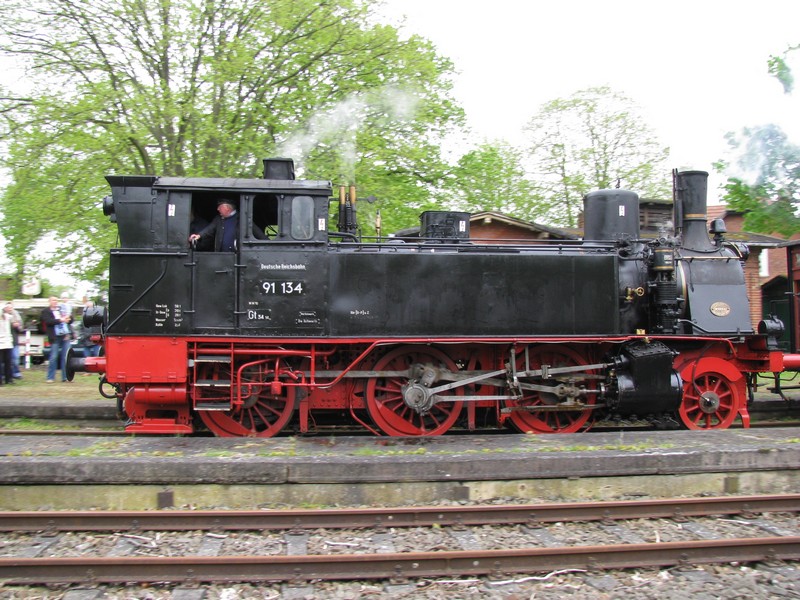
[468,211,578,243]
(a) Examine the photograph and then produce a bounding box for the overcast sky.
[1,1,797,193]
[379,0,800,197]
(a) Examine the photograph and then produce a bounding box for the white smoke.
[277,87,420,183]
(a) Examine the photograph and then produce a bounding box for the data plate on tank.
[238,249,327,334]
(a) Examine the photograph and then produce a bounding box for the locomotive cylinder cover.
[612,341,682,414]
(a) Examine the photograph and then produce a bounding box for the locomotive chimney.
[674,169,714,252]
[262,157,295,180]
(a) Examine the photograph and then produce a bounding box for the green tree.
[448,142,540,220]
[0,0,463,287]
[720,125,800,237]
[719,45,800,237]
[768,44,800,93]
[523,86,670,227]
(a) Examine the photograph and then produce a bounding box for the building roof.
[469,211,579,240]
[718,230,785,247]
[391,211,579,240]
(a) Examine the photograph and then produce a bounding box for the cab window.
[291,196,315,240]
[252,194,279,238]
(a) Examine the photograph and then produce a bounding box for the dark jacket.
[40,308,70,343]
[195,211,267,251]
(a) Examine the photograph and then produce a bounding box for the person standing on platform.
[41,296,72,383]
[0,306,14,384]
[3,302,22,379]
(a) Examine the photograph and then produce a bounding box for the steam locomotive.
[71,161,796,437]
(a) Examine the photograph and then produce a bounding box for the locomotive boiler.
[71,162,790,437]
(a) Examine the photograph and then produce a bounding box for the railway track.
[1,495,798,586]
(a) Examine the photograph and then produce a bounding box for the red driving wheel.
[196,363,295,437]
[505,344,596,434]
[678,358,744,430]
[365,346,463,436]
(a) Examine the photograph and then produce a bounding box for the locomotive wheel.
[505,344,596,434]
[678,359,743,430]
[196,364,296,437]
[365,346,463,436]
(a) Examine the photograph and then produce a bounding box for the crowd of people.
[0,294,102,384]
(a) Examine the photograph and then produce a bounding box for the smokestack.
[674,170,714,252]
[262,158,295,180]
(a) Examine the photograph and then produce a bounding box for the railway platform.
[0,396,117,421]
[0,417,798,510]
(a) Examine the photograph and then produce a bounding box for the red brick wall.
[470,221,551,243]
[764,233,799,282]
[470,222,523,242]
[743,249,763,329]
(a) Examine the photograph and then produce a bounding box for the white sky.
[379,0,800,199]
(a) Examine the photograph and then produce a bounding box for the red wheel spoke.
[365,346,462,436]
[505,345,595,434]
[678,361,743,430]
[196,363,295,438]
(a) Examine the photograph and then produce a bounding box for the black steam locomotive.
[72,162,790,437]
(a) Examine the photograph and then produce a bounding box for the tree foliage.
[0,0,463,290]
[719,46,800,237]
[523,86,670,227]
[448,142,540,220]
[721,125,800,237]
[768,44,800,94]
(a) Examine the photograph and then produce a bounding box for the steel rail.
[0,537,798,584]
[1,494,798,533]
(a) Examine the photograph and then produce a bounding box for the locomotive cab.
[103,160,333,336]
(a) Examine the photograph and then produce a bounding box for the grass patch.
[59,440,128,457]
[352,446,428,456]
[0,417,81,431]
[0,364,105,401]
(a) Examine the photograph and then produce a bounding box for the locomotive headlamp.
[102,195,115,215]
[83,305,106,328]
[757,316,785,351]
[708,218,727,235]
[757,316,784,337]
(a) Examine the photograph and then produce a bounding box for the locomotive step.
[193,356,232,363]
[194,379,232,387]
[194,402,233,411]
